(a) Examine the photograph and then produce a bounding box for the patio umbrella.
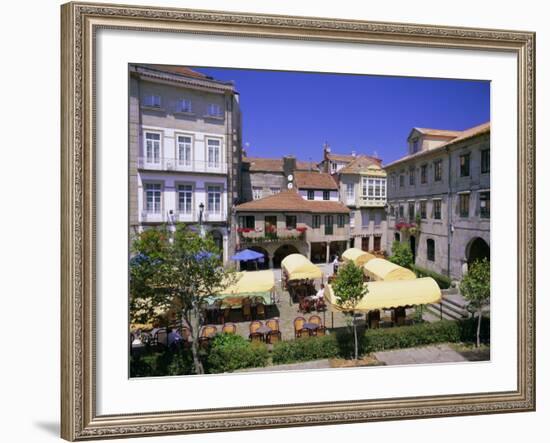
[230,249,264,262]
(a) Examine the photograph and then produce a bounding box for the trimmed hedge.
[362,320,460,353]
[411,265,452,289]
[272,335,340,365]
[272,318,490,364]
[131,348,194,377]
[206,333,269,373]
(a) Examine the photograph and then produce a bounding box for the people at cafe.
[332,255,340,274]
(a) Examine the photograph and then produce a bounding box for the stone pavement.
[373,344,481,366]
[237,359,331,372]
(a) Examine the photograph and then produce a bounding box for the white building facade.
[129,65,242,262]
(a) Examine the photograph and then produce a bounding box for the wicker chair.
[242,298,252,321]
[266,318,280,332]
[255,302,266,320]
[249,320,262,334]
[221,323,237,334]
[293,316,306,338]
[266,330,282,344]
[199,325,217,348]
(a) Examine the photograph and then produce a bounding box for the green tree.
[332,261,368,360]
[459,258,490,347]
[389,240,413,268]
[130,224,235,374]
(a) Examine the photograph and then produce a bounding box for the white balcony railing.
[138,157,228,174]
[141,210,227,224]
[359,197,386,207]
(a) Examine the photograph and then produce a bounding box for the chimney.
[283,155,296,188]
[323,142,331,173]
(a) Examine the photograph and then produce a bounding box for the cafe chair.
[266,330,282,344]
[222,323,237,334]
[293,316,306,338]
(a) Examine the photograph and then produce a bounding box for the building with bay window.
[385,122,490,280]
[337,156,388,253]
[129,64,242,262]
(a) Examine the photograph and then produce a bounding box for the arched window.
[426,239,435,262]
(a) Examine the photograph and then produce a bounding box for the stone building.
[128,64,242,262]
[235,189,350,268]
[240,155,318,202]
[336,156,388,253]
[385,122,490,280]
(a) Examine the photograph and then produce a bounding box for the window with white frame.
[144,183,162,213]
[143,94,161,108]
[349,211,355,228]
[178,99,192,113]
[252,187,262,200]
[346,183,354,202]
[207,139,221,167]
[374,210,382,226]
[207,185,222,213]
[207,103,223,117]
[361,177,386,201]
[177,135,192,166]
[177,184,193,214]
[331,162,337,173]
[145,132,161,164]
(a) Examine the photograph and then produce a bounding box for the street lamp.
[198,202,205,237]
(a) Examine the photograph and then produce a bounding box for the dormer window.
[412,139,420,153]
[143,94,161,108]
[178,99,192,113]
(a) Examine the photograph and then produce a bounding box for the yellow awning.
[281,254,323,281]
[363,258,417,281]
[325,277,441,312]
[342,248,376,266]
[219,270,275,295]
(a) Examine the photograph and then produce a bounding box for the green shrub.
[206,333,269,373]
[411,265,452,289]
[362,321,461,353]
[130,348,194,377]
[389,241,414,268]
[272,335,340,364]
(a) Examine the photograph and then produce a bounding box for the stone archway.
[272,244,300,269]
[466,237,490,266]
[409,235,416,264]
[248,246,270,270]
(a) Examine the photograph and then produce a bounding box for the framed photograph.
[61,1,536,440]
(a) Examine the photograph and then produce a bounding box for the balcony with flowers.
[237,225,308,244]
[394,218,420,235]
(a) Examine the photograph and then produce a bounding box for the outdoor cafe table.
[255,325,272,341]
[301,322,319,332]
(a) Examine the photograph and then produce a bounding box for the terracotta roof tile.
[235,190,349,214]
[243,157,319,173]
[386,122,490,168]
[144,64,209,80]
[339,155,385,174]
[294,171,338,190]
[413,128,462,138]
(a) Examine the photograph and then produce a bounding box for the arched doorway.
[272,244,299,269]
[466,237,490,266]
[248,246,270,270]
[409,235,416,264]
[210,230,223,254]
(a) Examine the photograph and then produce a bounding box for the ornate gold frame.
[61,2,536,440]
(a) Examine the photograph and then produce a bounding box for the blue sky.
[194,67,490,164]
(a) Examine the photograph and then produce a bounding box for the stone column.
[325,242,331,264]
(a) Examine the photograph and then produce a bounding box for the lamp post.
[198,202,205,238]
